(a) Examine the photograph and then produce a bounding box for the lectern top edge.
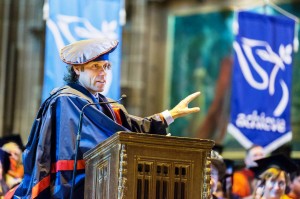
[83,131,215,159]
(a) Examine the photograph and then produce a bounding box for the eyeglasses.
[85,61,111,71]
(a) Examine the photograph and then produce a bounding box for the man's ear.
[73,65,81,75]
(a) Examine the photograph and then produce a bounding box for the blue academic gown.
[12,83,167,199]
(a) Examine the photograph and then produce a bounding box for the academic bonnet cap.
[60,38,119,65]
[0,134,24,150]
[250,153,299,178]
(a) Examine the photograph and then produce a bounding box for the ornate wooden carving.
[84,132,214,199]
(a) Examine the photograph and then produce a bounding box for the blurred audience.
[251,154,298,199]
[211,150,227,199]
[223,159,235,198]
[0,149,10,198]
[253,167,289,199]
[287,169,300,199]
[2,142,24,189]
[232,145,265,198]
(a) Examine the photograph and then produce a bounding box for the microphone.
[70,94,126,199]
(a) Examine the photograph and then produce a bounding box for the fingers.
[183,91,201,104]
[187,107,200,113]
[170,91,201,119]
[175,107,200,119]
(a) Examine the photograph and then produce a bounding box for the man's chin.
[95,87,105,93]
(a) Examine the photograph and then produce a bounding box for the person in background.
[0,149,10,198]
[253,167,290,199]
[1,142,23,189]
[287,169,300,199]
[7,38,201,199]
[232,145,265,198]
[251,154,298,199]
[211,150,226,199]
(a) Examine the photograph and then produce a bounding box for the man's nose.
[98,68,107,75]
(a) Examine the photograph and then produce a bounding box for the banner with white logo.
[42,0,123,102]
[228,11,296,153]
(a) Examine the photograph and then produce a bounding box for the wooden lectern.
[84,132,214,199]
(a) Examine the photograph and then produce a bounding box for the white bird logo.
[234,37,292,116]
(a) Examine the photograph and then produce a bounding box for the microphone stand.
[70,95,126,199]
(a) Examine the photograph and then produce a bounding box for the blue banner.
[228,11,296,153]
[42,0,122,102]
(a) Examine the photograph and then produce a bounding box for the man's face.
[74,61,110,94]
[245,146,265,167]
[263,171,286,199]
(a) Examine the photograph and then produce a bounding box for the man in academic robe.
[7,38,201,199]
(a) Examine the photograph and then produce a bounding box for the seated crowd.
[0,135,24,198]
[211,145,300,199]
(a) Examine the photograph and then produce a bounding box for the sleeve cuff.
[161,110,174,126]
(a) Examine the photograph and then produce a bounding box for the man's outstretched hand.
[169,92,201,119]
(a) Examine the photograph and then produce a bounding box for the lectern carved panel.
[95,158,110,199]
[134,157,193,199]
[84,132,214,199]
